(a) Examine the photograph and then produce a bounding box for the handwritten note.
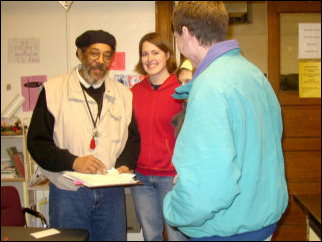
[8,38,40,64]
[298,23,321,59]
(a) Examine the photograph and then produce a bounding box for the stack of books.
[4,146,25,179]
[1,158,16,179]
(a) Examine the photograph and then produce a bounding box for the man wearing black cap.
[27,30,140,241]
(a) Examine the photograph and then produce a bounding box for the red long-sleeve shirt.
[131,74,182,176]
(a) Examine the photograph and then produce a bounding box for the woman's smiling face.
[141,41,169,77]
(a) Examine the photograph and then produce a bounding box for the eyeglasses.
[88,51,114,63]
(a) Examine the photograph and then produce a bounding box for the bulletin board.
[1,1,155,123]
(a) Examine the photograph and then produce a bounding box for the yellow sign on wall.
[299,61,321,98]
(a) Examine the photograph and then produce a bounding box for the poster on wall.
[298,23,321,59]
[298,23,321,98]
[114,74,145,88]
[109,52,125,71]
[21,75,47,111]
[8,38,40,64]
[299,61,321,98]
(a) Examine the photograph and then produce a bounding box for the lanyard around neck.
[82,87,99,129]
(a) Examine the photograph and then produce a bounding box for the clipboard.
[63,171,141,188]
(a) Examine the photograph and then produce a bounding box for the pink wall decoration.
[21,75,47,112]
[109,52,125,71]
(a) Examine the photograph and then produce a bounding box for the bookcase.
[1,130,30,213]
[1,126,49,227]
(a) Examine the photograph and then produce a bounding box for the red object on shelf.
[13,153,25,178]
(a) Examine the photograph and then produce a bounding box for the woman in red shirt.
[130,32,187,241]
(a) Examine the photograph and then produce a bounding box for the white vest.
[41,67,132,190]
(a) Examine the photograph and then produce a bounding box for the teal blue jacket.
[163,40,288,238]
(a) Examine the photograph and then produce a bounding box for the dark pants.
[49,183,126,241]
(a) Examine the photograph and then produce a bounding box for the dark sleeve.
[27,88,77,172]
[115,111,140,171]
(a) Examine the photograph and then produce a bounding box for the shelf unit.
[1,131,30,220]
[1,125,49,227]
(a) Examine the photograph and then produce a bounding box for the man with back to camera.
[27,30,140,241]
[163,2,288,241]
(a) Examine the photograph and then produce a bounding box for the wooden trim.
[267,1,321,106]
[268,1,321,13]
[155,1,174,50]
[282,137,321,151]
[267,2,280,94]
[284,151,321,182]
[287,181,321,195]
[281,106,321,138]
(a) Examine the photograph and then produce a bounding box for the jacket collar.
[173,40,240,100]
[142,73,179,91]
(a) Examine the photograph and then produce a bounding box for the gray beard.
[83,65,106,85]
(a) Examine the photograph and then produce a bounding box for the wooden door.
[155,1,175,51]
[267,2,321,241]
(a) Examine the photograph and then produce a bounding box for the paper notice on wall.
[8,38,40,64]
[298,23,321,59]
[21,75,47,111]
[299,61,321,98]
[109,52,125,70]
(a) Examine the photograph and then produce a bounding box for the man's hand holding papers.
[63,168,139,188]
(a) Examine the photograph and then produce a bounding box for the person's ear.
[182,26,190,39]
[166,51,170,60]
[76,48,84,61]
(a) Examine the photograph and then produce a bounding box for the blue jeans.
[49,183,126,241]
[131,172,188,241]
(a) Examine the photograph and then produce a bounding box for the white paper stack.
[63,169,139,188]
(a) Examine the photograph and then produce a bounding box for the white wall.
[227,1,268,74]
[1,1,155,124]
